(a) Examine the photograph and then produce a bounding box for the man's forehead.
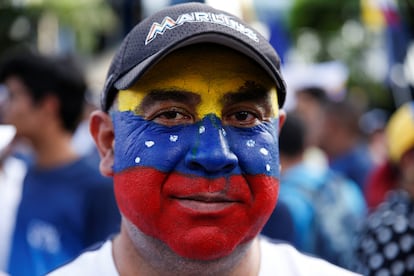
[117,44,279,115]
[140,44,274,82]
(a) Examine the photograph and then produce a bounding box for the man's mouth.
[173,193,238,212]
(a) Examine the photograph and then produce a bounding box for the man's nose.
[184,115,238,174]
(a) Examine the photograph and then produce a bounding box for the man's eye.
[224,111,259,127]
[159,111,184,119]
[151,109,194,126]
[234,111,250,121]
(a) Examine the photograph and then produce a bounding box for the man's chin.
[161,225,257,261]
[124,217,254,264]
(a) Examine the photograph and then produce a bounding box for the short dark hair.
[296,86,329,105]
[323,99,361,135]
[279,112,307,157]
[0,50,87,133]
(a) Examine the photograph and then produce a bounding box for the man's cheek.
[113,168,164,230]
[113,167,279,261]
[160,175,279,260]
[246,174,279,220]
[225,122,280,177]
[111,111,192,173]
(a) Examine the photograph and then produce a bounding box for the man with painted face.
[49,3,361,276]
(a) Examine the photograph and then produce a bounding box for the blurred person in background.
[359,108,389,169]
[0,49,120,276]
[352,101,414,275]
[0,140,25,274]
[0,85,26,273]
[364,101,414,211]
[277,112,366,268]
[293,86,332,173]
[260,197,296,246]
[318,99,374,192]
[71,90,101,167]
[0,123,26,272]
[294,86,329,149]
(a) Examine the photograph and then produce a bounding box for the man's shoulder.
[259,237,361,276]
[47,240,117,276]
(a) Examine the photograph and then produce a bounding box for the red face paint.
[113,44,281,260]
[114,168,278,260]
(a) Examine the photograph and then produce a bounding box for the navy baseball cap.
[101,2,287,112]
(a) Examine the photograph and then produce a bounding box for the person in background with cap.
[0,50,121,276]
[49,3,360,275]
[363,103,414,211]
[352,101,414,275]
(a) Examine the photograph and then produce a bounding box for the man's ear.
[278,109,287,134]
[41,94,60,117]
[90,110,115,176]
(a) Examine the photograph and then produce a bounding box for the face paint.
[118,50,279,119]
[112,44,281,260]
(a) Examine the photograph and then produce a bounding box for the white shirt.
[48,237,361,276]
[0,156,26,270]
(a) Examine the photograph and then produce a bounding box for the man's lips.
[172,193,240,212]
[163,174,253,205]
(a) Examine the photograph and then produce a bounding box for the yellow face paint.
[118,44,279,118]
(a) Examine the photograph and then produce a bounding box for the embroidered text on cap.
[145,12,260,45]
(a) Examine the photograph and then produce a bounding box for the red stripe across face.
[114,167,279,260]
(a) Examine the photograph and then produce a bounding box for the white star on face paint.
[266,164,271,171]
[169,135,178,142]
[199,126,205,134]
[135,157,141,163]
[145,141,155,148]
[260,148,269,156]
[246,140,255,147]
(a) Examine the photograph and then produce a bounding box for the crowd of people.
[0,50,120,275]
[0,2,413,276]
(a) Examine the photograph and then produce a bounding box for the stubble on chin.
[120,217,256,276]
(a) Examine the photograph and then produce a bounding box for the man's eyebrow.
[221,81,271,105]
[137,89,201,112]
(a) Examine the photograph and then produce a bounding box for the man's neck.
[113,223,261,276]
[32,131,78,168]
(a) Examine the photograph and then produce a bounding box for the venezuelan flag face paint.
[112,44,281,260]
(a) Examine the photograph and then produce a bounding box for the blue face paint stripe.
[112,111,280,179]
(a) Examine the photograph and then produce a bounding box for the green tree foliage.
[288,0,360,61]
[288,0,394,110]
[0,0,118,54]
[397,0,414,38]
[289,0,360,36]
